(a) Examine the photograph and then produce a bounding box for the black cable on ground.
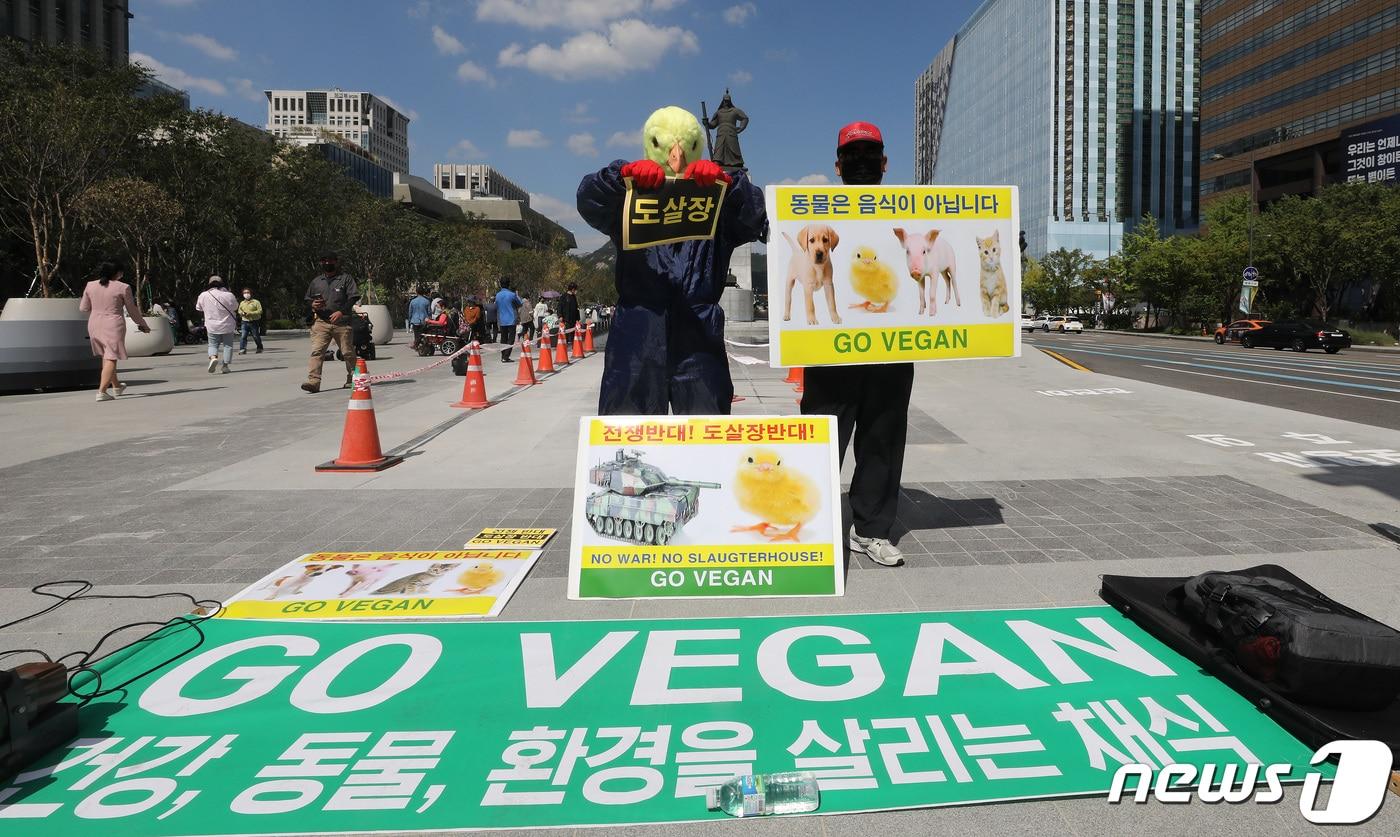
[0,579,223,704]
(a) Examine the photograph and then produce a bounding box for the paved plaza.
[2,326,1398,835]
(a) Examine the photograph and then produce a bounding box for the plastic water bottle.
[705,771,820,817]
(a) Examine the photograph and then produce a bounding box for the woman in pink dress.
[79,261,150,402]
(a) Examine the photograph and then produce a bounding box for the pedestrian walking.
[79,261,150,402]
[461,295,486,344]
[517,294,535,343]
[494,278,522,364]
[559,283,581,332]
[407,286,431,350]
[533,297,548,333]
[163,299,184,343]
[300,252,359,394]
[799,121,907,567]
[237,286,264,354]
[195,275,239,374]
[484,294,499,345]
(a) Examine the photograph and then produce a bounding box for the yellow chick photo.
[451,562,505,594]
[847,244,898,313]
[731,447,821,542]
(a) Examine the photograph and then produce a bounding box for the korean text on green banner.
[0,607,1322,835]
[766,185,1022,367]
[569,414,844,599]
[622,177,727,250]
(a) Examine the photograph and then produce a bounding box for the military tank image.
[585,449,721,545]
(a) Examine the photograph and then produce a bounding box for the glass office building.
[918,0,1200,259]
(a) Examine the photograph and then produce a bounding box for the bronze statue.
[703,91,749,172]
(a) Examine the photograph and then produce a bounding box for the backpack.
[1182,570,1400,710]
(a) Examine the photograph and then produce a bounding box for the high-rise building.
[265,88,410,175]
[0,0,130,66]
[433,163,530,204]
[1198,0,1400,208]
[917,0,1200,259]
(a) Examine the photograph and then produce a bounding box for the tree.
[75,177,180,306]
[0,43,174,296]
[1035,248,1095,312]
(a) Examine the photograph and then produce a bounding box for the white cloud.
[498,19,698,81]
[529,192,577,221]
[728,69,752,86]
[174,32,236,61]
[507,129,550,148]
[432,25,466,55]
[606,129,638,149]
[478,0,681,30]
[564,101,597,124]
[456,60,494,84]
[566,132,598,156]
[378,94,418,121]
[228,77,263,102]
[722,3,756,25]
[131,52,226,96]
[449,138,485,159]
[773,173,832,186]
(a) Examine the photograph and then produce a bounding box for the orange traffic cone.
[451,342,491,409]
[792,367,805,393]
[513,339,537,387]
[571,323,585,360]
[554,325,570,367]
[584,323,596,354]
[536,329,555,374]
[784,366,802,385]
[316,359,403,472]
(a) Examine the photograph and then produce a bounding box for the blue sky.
[132,0,981,252]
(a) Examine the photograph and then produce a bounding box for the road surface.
[1026,330,1400,431]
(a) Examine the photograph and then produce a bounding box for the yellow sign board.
[465,528,557,549]
[219,550,539,621]
[766,184,1022,367]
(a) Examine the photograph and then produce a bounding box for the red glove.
[620,159,665,190]
[683,160,731,186]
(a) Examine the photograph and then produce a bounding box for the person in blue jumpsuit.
[577,107,766,415]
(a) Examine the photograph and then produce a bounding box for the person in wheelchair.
[415,309,460,356]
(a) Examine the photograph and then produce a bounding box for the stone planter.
[0,297,99,391]
[124,314,175,356]
[361,304,395,345]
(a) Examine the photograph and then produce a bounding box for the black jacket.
[559,292,581,327]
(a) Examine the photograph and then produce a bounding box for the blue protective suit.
[577,160,766,415]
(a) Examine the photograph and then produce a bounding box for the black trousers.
[800,363,914,540]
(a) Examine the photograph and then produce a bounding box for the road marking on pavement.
[727,353,766,366]
[1038,348,1092,372]
[1033,336,1400,373]
[1044,340,1400,380]
[1051,346,1400,394]
[1140,365,1400,405]
[1036,387,1131,397]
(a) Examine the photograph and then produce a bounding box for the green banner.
[1,607,1319,834]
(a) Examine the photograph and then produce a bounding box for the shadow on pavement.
[1303,463,1400,505]
[130,386,226,398]
[891,487,1006,541]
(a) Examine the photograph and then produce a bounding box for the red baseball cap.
[837,121,884,149]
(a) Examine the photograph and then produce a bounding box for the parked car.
[1213,319,1270,344]
[1023,314,1050,332]
[1239,321,1352,353]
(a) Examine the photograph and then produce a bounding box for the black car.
[1239,320,1352,354]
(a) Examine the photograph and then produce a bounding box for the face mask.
[321,262,336,272]
[838,149,884,185]
[243,293,252,299]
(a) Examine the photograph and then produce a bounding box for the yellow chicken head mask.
[643,106,705,176]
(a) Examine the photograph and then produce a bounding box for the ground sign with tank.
[569,415,844,599]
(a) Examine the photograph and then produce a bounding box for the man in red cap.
[800,122,908,567]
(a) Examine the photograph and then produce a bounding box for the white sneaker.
[95,390,114,402]
[850,533,905,567]
[220,363,230,374]
[207,357,218,373]
[113,383,127,397]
